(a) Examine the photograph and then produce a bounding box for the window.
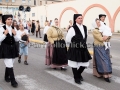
[40,1,42,5]
[12,0,15,2]
[0,0,2,3]
[22,0,26,3]
[5,0,9,2]
[34,0,36,5]
[32,13,35,17]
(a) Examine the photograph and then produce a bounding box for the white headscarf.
[91,19,98,30]
[50,20,54,26]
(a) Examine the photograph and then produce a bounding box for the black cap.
[73,14,82,25]
[2,14,13,24]
[99,14,106,19]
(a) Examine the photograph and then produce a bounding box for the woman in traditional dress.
[43,21,50,42]
[92,18,112,83]
[66,14,92,84]
[45,18,68,70]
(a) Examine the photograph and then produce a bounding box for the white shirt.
[99,21,112,36]
[0,25,20,43]
[43,26,50,34]
[17,29,29,43]
[66,23,86,43]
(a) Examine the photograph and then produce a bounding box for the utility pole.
[45,0,47,21]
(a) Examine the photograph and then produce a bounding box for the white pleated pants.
[4,59,15,68]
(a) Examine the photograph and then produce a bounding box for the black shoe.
[53,68,57,70]
[61,67,67,70]
[80,75,84,81]
[24,61,28,65]
[7,68,18,87]
[74,79,82,84]
[11,80,18,87]
[18,60,21,63]
[104,78,111,83]
[18,56,21,63]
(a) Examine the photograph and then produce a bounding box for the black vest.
[72,24,87,42]
[2,25,15,45]
[70,24,87,49]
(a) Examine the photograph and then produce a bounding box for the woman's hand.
[103,36,109,41]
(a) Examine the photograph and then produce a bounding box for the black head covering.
[99,14,106,19]
[2,14,13,24]
[73,14,82,25]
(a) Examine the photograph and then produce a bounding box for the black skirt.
[52,39,68,65]
[31,28,35,33]
[0,43,19,59]
[43,34,48,42]
[67,46,92,62]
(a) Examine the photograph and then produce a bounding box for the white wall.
[27,0,120,32]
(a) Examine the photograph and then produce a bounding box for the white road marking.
[112,65,120,71]
[85,68,120,84]
[16,75,48,90]
[46,70,104,90]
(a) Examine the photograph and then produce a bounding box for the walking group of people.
[44,13,112,85]
[0,12,112,88]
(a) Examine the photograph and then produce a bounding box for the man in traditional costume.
[66,14,92,84]
[0,13,20,87]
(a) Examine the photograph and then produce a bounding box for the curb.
[29,38,94,55]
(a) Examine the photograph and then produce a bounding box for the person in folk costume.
[92,18,112,83]
[99,14,112,58]
[45,18,68,70]
[0,14,20,87]
[43,21,50,43]
[66,14,92,84]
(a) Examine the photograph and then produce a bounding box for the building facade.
[26,0,120,32]
[0,0,72,21]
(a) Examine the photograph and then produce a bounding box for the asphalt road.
[0,31,120,90]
